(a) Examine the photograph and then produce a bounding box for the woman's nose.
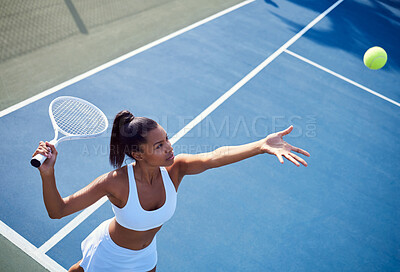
[165,141,173,152]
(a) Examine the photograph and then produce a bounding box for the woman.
[33,110,310,272]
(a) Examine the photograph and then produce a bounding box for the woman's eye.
[157,144,162,149]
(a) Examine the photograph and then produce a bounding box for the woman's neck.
[133,161,160,185]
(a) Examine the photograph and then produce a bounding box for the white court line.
[0,0,255,118]
[39,0,345,255]
[170,0,344,143]
[38,196,108,254]
[0,220,66,272]
[284,49,400,108]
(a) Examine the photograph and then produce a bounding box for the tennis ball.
[363,46,387,70]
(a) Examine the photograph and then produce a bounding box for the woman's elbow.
[48,211,62,219]
[47,204,65,219]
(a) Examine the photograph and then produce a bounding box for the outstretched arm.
[173,126,310,182]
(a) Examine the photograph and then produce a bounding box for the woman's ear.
[131,151,143,161]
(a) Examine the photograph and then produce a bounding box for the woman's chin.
[164,156,175,166]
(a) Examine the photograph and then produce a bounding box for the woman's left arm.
[172,125,310,182]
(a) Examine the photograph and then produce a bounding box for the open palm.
[261,126,310,167]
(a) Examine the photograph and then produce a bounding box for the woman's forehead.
[146,125,166,141]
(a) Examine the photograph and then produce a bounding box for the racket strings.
[58,102,105,135]
[52,99,107,136]
[56,104,105,135]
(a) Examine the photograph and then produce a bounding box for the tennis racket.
[31,96,108,168]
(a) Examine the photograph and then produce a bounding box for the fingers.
[279,125,293,137]
[291,146,310,157]
[32,148,50,159]
[277,152,308,167]
[32,141,55,158]
[283,153,300,167]
[276,153,284,164]
[46,142,57,154]
[289,152,307,167]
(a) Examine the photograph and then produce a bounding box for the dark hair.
[109,110,158,168]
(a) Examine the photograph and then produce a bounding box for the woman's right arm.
[34,141,114,219]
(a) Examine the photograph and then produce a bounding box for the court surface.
[0,0,399,271]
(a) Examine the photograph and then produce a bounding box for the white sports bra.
[111,164,177,231]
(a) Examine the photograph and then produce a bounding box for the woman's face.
[137,125,174,166]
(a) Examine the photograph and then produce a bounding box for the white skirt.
[80,218,157,272]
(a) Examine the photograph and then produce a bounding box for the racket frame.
[31,96,108,168]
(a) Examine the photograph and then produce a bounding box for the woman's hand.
[32,141,58,173]
[260,126,310,167]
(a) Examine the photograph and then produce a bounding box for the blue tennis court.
[0,0,399,271]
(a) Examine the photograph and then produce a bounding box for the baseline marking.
[40,0,345,255]
[0,0,255,118]
[0,220,66,272]
[284,49,400,108]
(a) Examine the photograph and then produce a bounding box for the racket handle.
[31,140,57,168]
[31,153,47,168]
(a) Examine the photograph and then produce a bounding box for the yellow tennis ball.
[363,46,387,70]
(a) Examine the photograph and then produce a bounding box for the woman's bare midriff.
[108,218,162,250]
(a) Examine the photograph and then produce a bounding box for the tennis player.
[33,110,310,272]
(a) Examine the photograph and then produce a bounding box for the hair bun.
[118,110,134,122]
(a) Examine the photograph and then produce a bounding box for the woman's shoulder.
[99,165,129,191]
[100,165,129,202]
[166,156,187,191]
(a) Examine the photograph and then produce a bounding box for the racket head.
[49,96,108,140]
